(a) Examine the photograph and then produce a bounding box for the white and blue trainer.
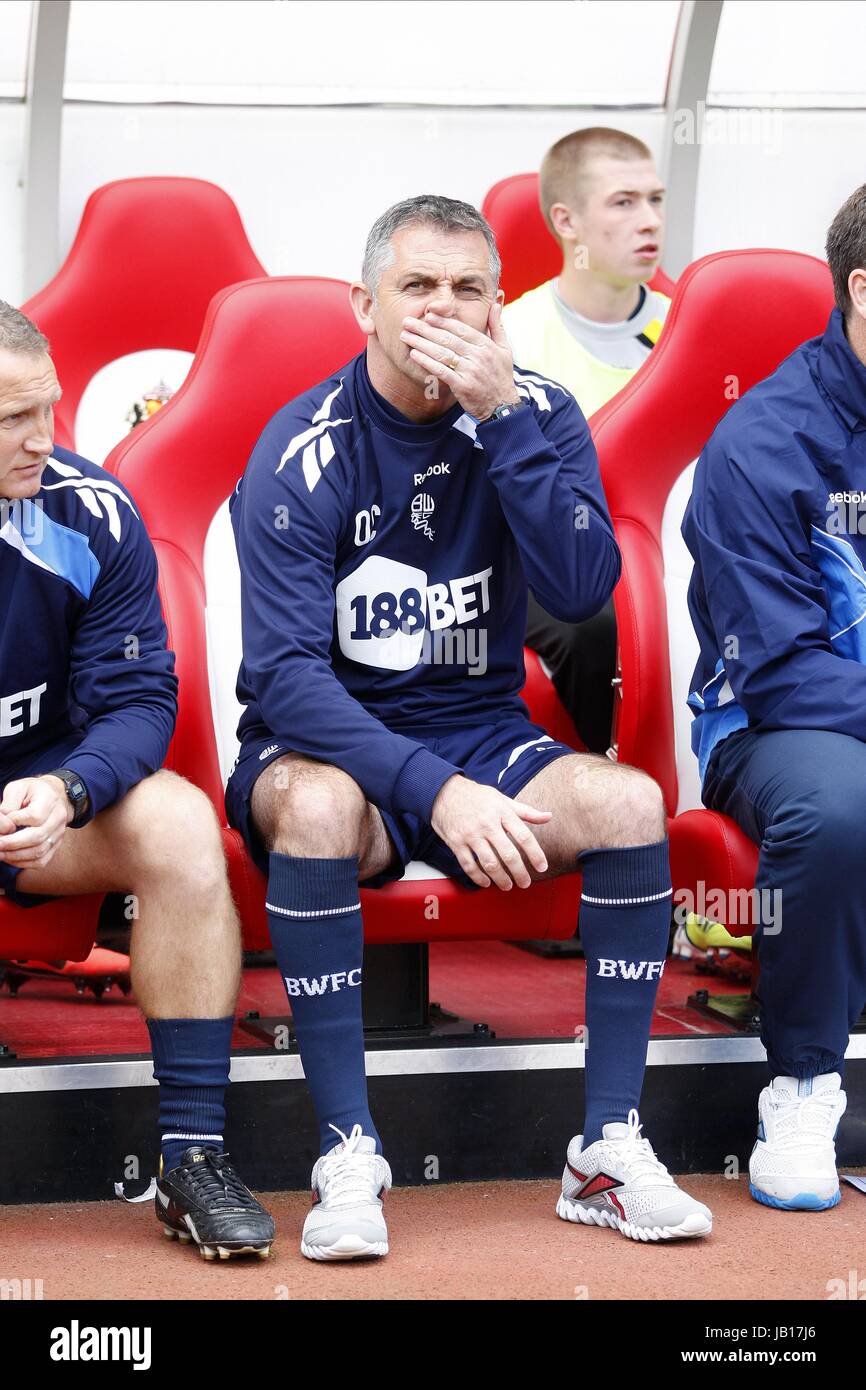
[749,1073,846,1211]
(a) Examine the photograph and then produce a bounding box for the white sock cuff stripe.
[266,900,361,918]
[581,887,673,906]
[161,1133,224,1142]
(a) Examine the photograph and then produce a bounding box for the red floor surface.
[1,1174,863,1301]
[0,944,746,1059]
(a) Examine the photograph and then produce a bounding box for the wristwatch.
[46,767,91,828]
[478,399,527,425]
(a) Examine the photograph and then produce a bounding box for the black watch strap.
[478,399,527,425]
[46,767,91,828]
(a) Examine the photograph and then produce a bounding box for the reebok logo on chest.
[413,462,450,487]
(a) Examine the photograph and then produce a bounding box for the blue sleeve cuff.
[62,750,120,825]
[475,401,544,464]
[391,747,461,822]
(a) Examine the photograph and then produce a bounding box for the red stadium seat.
[107,276,582,949]
[0,894,105,974]
[482,172,677,305]
[589,248,835,926]
[21,177,266,452]
[1,180,264,994]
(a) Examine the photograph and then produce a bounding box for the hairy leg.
[16,770,241,1017]
[512,752,667,881]
[251,752,398,878]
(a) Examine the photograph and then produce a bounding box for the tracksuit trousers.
[702,726,866,1079]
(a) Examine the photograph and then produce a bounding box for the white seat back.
[75,349,193,464]
[203,497,244,786]
[660,461,703,814]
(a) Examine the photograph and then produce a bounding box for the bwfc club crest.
[410,491,435,541]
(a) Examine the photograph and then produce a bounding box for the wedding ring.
[448,355,461,370]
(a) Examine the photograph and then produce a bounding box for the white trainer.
[556,1108,712,1242]
[749,1073,846,1211]
[301,1123,392,1261]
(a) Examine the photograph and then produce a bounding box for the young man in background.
[504,127,669,754]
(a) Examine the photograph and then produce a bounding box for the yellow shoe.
[685,912,752,953]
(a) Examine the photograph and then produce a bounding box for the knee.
[626,771,667,844]
[607,768,667,848]
[123,772,227,896]
[269,767,367,858]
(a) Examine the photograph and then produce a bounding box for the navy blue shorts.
[0,734,85,908]
[225,714,579,890]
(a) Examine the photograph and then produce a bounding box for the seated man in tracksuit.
[0,301,274,1258]
[682,184,866,1212]
[228,193,712,1263]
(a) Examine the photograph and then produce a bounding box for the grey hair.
[0,301,50,356]
[826,184,866,319]
[361,194,501,300]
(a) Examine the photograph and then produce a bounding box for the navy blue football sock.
[266,853,380,1157]
[577,839,672,1146]
[147,1016,233,1174]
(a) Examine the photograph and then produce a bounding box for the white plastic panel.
[709,0,866,108]
[64,0,679,106]
[74,348,193,465]
[693,108,866,265]
[661,460,703,814]
[0,1,32,99]
[0,105,26,305]
[58,103,664,286]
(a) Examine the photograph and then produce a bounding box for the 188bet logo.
[350,586,425,638]
[336,556,492,671]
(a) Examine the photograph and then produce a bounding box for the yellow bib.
[502,284,671,419]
